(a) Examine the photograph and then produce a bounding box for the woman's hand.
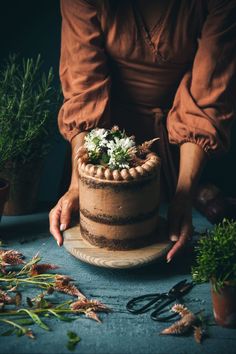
[49,188,80,246]
[166,142,207,262]
[167,193,193,262]
[49,132,87,246]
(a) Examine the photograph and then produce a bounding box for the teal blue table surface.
[0,207,236,354]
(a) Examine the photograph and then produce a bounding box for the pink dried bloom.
[0,289,12,303]
[86,311,101,323]
[0,289,21,306]
[8,285,18,292]
[26,330,36,339]
[30,263,59,276]
[111,125,120,132]
[0,267,8,275]
[70,298,110,313]
[55,275,74,285]
[54,276,85,298]
[171,304,192,318]
[0,250,25,267]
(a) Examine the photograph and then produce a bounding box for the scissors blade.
[150,280,194,321]
[126,293,162,314]
[178,281,194,296]
[168,279,188,295]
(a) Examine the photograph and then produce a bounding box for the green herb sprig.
[0,54,60,169]
[67,331,81,351]
[0,248,110,340]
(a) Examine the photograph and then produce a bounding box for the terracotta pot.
[0,161,42,216]
[211,283,236,328]
[0,178,10,221]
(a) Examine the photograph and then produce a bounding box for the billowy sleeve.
[167,0,236,156]
[58,0,110,141]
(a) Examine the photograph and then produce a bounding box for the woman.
[49,0,236,262]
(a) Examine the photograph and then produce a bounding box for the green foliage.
[192,219,236,291]
[67,331,81,351]
[0,54,60,169]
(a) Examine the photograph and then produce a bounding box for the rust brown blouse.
[58,0,236,198]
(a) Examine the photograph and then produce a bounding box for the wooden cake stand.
[63,216,172,269]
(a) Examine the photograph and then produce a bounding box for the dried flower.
[138,138,159,155]
[26,330,36,339]
[54,276,85,298]
[47,286,54,295]
[30,263,59,276]
[0,250,25,267]
[86,311,101,323]
[160,303,208,345]
[14,292,22,306]
[8,285,18,292]
[171,304,192,317]
[70,298,110,323]
[0,289,21,306]
[0,249,111,341]
[55,275,74,285]
[30,292,52,309]
[161,312,197,335]
[111,125,119,132]
[193,326,204,344]
[70,298,109,312]
[0,289,12,303]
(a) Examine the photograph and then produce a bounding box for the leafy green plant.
[67,331,81,351]
[192,219,236,292]
[0,54,60,170]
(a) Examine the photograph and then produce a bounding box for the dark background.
[0,0,235,203]
[0,0,68,205]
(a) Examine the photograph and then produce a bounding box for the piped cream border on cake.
[77,153,160,181]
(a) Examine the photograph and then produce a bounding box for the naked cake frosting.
[76,126,161,250]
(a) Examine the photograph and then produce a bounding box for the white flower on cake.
[82,126,157,170]
[107,136,136,170]
[84,128,108,151]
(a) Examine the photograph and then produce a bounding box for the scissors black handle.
[150,297,181,321]
[126,293,162,314]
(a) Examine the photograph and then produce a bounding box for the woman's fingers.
[168,209,180,242]
[49,189,80,246]
[49,205,63,246]
[167,221,192,262]
[167,197,193,262]
[60,199,73,232]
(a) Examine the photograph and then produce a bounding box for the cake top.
[77,126,160,181]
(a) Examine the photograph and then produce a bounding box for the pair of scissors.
[126,279,194,321]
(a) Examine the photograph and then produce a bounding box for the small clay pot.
[0,160,42,215]
[0,178,10,221]
[211,283,236,328]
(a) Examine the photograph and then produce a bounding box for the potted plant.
[192,219,236,328]
[0,54,59,215]
[0,178,9,221]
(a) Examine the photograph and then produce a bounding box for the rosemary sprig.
[0,54,60,169]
